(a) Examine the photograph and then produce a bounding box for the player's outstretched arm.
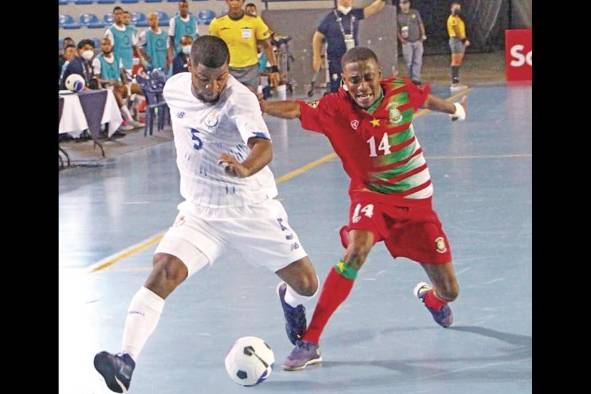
[424,94,468,121]
[260,100,301,120]
[218,138,273,178]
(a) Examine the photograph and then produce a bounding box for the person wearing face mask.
[447,1,469,91]
[261,47,468,371]
[313,0,387,93]
[171,35,194,75]
[60,39,97,91]
[167,0,198,66]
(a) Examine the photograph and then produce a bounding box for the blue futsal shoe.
[276,282,307,345]
[94,351,135,393]
[283,339,322,371]
[414,282,454,328]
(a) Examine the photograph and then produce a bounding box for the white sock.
[121,287,165,361]
[283,277,319,308]
[120,105,133,121]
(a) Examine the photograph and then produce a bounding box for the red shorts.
[340,196,452,265]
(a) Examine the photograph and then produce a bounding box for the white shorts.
[154,198,308,277]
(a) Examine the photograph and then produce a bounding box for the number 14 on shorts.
[352,203,374,223]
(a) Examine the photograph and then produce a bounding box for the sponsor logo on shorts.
[435,237,447,253]
[291,242,300,251]
[176,111,186,118]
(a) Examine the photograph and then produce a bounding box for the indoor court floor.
[59,83,532,394]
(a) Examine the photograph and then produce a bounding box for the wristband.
[450,102,466,121]
[270,65,279,73]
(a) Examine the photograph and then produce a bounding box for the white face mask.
[81,50,94,61]
[337,5,352,15]
[182,45,191,55]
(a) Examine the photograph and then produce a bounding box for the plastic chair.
[80,13,104,29]
[121,0,139,4]
[74,0,94,5]
[97,0,116,3]
[136,71,169,136]
[59,0,70,5]
[60,15,81,29]
[131,12,147,26]
[197,10,216,25]
[156,11,169,27]
[103,13,115,26]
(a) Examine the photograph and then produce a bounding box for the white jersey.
[163,73,278,208]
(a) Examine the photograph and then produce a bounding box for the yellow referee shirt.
[447,15,466,39]
[208,14,271,69]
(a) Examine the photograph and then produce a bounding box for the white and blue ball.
[65,74,85,92]
[224,336,275,386]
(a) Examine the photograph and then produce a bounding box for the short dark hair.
[123,10,130,15]
[113,6,123,13]
[191,35,230,68]
[341,47,379,68]
[245,3,256,8]
[77,39,95,49]
[65,44,76,50]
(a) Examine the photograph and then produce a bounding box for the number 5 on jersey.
[352,203,374,223]
[190,128,203,151]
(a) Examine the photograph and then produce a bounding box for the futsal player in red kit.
[261,47,468,370]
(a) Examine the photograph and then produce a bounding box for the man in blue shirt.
[60,39,97,91]
[313,0,386,92]
[171,35,193,75]
[167,0,198,65]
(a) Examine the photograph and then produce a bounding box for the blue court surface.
[59,84,532,394]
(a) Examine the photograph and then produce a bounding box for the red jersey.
[297,77,433,207]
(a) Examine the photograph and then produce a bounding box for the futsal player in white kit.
[94,36,319,393]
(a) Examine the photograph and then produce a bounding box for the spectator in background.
[313,0,386,93]
[209,0,280,93]
[59,44,77,85]
[447,1,469,91]
[93,37,144,131]
[397,0,426,85]
[138,12,169,70]
[245,3,257,17]
[105,6,145,74]
[172,35,193,75]
[167,0,198,66]
[60,39,97,91]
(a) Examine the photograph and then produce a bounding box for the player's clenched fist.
[218,153,250,178]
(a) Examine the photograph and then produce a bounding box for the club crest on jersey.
[204,112,219,128]
[307,100,319,109]
[350,119,359,130]
[435,237,447,253]
[387,104,404,125]
[176,111,186,119]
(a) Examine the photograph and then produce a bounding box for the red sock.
[303,267,355,345]
[424,289,447,311]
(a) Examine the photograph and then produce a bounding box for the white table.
[58,89,122,138]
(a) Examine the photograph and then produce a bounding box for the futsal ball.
[224,336,275,386]
[65,74,85,92]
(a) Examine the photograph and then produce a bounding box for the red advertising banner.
[505,29,532,81]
